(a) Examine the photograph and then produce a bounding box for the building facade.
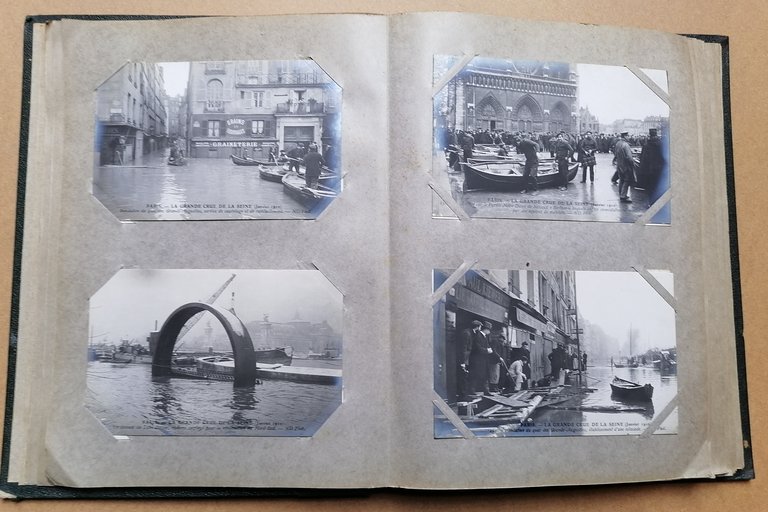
[578,106,600,134]
[436,59,578,135]
[434,269,579,404]
[166,94,188,142]
[186,60,341,161]
[96,62,169,165]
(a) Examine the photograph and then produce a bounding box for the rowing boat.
[281,172,338,207]
[231,154,281,166]
[258,164,288,182]
[609,376,653,402]
[462,160,579,191]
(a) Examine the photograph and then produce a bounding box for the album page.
[8,14,392,488]
[388,12,745,489]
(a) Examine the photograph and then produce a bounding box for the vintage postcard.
[432,56,670,223]
[94,59,342,220]
[86,269,343,437]
[433,269,677,438]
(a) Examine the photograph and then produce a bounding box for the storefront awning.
[509,297,548,333]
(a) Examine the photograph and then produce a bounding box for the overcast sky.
[90,269,343,345]
[575,270,676,353]
[158,62,190,97]
[577,63,669,124]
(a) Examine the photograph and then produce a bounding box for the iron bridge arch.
[151,302,257,387]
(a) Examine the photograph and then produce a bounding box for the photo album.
[1,13,751,496]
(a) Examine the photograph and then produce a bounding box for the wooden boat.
[258,164,288,182]
[462,159,579,191]
[467,155,525,164]
[171,356,236,381]
[281,172,338,207]
[230,154,281,167]
[610,376,653,401]
[255,347,293,366]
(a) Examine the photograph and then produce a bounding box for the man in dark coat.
[577,131,598,183]
[516,133,541,194]
[457,320,482,399]
[614,132,636,203]
[638,128,666,201]
[553,132,575,191]
[549,344,565,381]
[469,321,493,394]
[460,131,475,160]
[302,143,325,188]
[286,145,306,174]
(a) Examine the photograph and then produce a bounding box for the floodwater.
[93,150,328,220]
[436,365,677,438]
[86,359,342,437]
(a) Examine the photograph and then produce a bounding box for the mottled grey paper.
[9,13,744,490]
[388,13,743,488]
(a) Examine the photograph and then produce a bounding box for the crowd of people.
[237,141,336,189]
[456,320,590,400]
[441,126,668,200]
[457,320,532,399]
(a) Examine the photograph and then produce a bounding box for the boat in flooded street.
[610,376,654,402]
[258,164,289,182]
[281,172,338,207]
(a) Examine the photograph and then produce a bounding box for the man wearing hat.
[457,320,482,399]
[515,133,541,195]
[613,131,636,203]
[302,142,326,189]
[553,131,575,191]
[638,128,666,200]
[469,321,494,394]
[577,130,598,183]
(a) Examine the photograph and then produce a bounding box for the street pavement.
[433,152,670,224]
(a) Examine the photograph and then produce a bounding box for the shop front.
[189,114,278,159]
[98,123,141,165]
[434,270,510,404]
[508,298,549,382]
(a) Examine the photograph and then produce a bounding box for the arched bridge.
[151,302,257,387]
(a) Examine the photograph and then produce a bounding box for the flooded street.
[517,365,677,437]
[93,150,317,220]
[436,365,677,439]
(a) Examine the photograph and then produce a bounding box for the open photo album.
[1,12,751,496]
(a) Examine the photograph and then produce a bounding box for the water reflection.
[87,363,341,437]
[93,150,320,221]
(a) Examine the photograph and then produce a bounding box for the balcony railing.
[235,73,332,86]
[204,63,226,75]
[275,101,325,115]
[205,100,225,113]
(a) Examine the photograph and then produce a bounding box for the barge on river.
[169,356,339,385]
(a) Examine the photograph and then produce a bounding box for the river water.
[86,359,342,437]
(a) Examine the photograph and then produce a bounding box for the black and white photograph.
[433,56,670,223]
[86,269,343,437]
[94,59,342,221]
[433,269,677,438]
